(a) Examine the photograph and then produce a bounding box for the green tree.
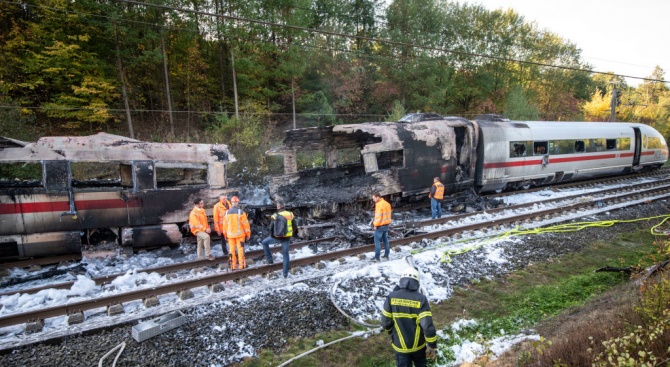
[297,91,335,126]
[505,85,540,120]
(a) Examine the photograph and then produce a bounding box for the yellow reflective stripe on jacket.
[374,198,392,227]
[385,308,435,352]
[277,210,294,237]
[390,298,421,308]
[391,341,426,353]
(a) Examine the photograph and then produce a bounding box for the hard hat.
[231,196,239,202]
[400,267,420,283]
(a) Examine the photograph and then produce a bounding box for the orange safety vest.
[213,199,232,232]
[223,207,251,239]
[374,198,392,227]
[431,182,445,200]
[189,205,210,236]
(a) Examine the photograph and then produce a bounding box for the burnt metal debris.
[266,118,478,211]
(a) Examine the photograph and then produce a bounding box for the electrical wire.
[408,214,670,263]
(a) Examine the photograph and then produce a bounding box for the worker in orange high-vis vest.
[222,196,251,270]
[213,195,232,256]
[189,198,214,261]
[428,177,445,219]
[372,192,392,262]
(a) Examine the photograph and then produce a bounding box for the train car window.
[606,139,617,150]
[44,160,70,191]
[533,142,548,155]
[297,150,325,170]
[550,140,572,155]
[585,139,605,153]
[647,136,665,149]
[510,141,530,157]
[156,167,207,187]
[574,141,585,153]
[337,148,362,166]
[0,162,42,188]
[618,138,631,150]
[377,150,404,169]
[71,162,122,188]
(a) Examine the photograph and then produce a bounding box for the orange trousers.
[228,237,246,269]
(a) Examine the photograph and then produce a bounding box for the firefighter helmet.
[400,267,420,283]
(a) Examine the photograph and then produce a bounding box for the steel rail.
[0,254,82,271]
[1,184,669,329]
[0,237,336,298]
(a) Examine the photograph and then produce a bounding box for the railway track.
[1,174,669,335]
[0,237,336,298]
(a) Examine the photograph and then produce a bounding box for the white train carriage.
[475,120,668,192]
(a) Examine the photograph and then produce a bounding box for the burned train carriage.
[0,133,235,260]
[266,117,479,210]
[266,117,668,211]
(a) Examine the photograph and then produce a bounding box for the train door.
[633,127,641,167]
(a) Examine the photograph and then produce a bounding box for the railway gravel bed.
[1,199,667,367]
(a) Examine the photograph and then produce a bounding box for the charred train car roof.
[0,132,236,166]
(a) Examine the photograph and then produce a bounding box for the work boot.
[381,256,389,261]
[207,255,215,261]
[371,258,380,263]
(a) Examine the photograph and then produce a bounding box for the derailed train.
[265,115,668,211]
[0,116,668,260]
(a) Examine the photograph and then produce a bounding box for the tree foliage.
[0,0,666,141]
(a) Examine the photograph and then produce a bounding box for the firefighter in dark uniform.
[428,177,444,219]
[381,267,438,367]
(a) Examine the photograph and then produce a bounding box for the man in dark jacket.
[381,267,438,367]
[260,200,299,278]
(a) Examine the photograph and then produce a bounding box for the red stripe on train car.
[483,153,618,169]
[0,199,140,215]
[0,201,70,215]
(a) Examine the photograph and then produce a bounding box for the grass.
[237,225,669,367]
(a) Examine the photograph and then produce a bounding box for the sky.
[458,0,669,86]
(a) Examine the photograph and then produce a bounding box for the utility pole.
[610,87,618,122]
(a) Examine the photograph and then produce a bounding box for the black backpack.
[273,214,289,237]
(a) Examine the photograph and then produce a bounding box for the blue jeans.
[394,347,427,367]
[431,198,442,219]
[374,225,390,260]
[261,237,290,277]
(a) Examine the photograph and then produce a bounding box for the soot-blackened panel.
[395,125,455,193]
[133,161,155,191]
[43,160,70,191]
